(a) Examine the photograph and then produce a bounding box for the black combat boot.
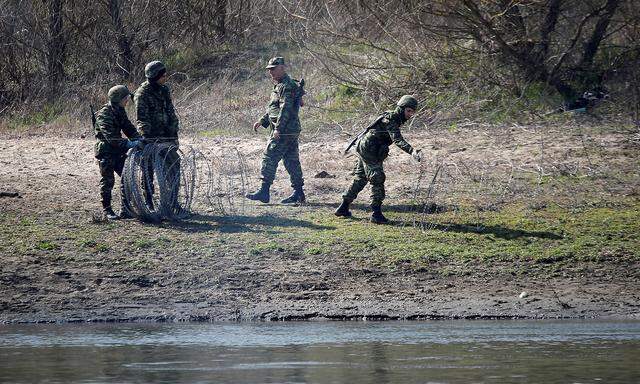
[281,188,306,204]
[370,204,389,224]
[103,206,119,220]
[334,199,352,217]
[102,195,119,220]
[245,182,270,203]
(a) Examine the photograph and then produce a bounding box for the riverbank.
[1,121,639,323]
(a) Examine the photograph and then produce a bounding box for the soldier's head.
[145,60,168,84]
[265,57,287,82]
[397,95,418,119]
[107,85,133,107]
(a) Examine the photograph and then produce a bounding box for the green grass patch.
[133,236,171,250]
[198,128,234,138]
[304,246,325,255]
[36,240,59,251]
[296,200,640,270]
[4,103,65,132]
[95,243,110,252]
[249,241,286,256]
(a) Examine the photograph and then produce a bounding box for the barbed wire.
[121,142,249,222]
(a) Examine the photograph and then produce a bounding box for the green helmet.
[107,85,132,103]
[397,95,418,110]
[266,56,286,69]
[145,60,166,79]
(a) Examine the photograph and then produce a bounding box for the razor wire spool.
[121,142,249,222]
[122,143,189,222]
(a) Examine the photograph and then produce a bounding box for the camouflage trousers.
[259,136,304,189]
[342,156,386,206]
[98,154,131,212]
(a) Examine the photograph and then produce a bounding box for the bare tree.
[284,0,628,106]
[107,0,134,80]
[46,0,66,100]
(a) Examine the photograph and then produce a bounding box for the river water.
[0,320,638,383]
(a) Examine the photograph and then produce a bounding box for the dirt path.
[1,129,639,323]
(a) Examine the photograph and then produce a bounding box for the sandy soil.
[1,124,639,323]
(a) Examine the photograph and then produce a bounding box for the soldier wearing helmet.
[94,85,142,220]
[134,61,179,141]
[133,60,181,211]
[335,95,423,224]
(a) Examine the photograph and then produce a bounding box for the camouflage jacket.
[94,102,141,159]
[357,107,413,162]
[259,74,304,135]
[134,81,179,140]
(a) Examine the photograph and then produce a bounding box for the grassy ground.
[2,195,638,278]
[1,108,639,322]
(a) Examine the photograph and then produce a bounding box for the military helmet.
[397,95,418,110]
[266,57,285,69]
[107,85,132,103]
[145,60,166,79]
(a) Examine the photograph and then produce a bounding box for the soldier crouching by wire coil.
[335,95,423,224]
[93,85,143,220]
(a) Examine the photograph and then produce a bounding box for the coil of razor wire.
[121,142,249,222]
[122,143,188,221]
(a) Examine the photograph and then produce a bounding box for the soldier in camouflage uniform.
[134,60,181,209]
[94,85,142,220]
[335,95,423,224]
[246,57,306,204]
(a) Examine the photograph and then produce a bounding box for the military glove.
[253,121,262,133]
[411,148,423,162]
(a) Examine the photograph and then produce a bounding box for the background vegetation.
[1,0,639,131]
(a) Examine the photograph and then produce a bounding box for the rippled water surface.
[1,320,639,383]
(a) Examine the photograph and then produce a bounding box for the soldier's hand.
[411,148,423,162]
[273,130,281,140]
[253,121,261,133]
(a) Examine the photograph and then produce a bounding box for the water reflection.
[0,320,639,384]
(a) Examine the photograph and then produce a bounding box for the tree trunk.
[108,0,134,80]
[215,0,227,40]
[46,0,65,101]
[580,0,621,70]
[537,0,563,60]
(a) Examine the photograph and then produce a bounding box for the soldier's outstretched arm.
[258,113,270,129]
[387,119,414,155]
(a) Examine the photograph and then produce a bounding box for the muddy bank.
[3,255,639,323]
